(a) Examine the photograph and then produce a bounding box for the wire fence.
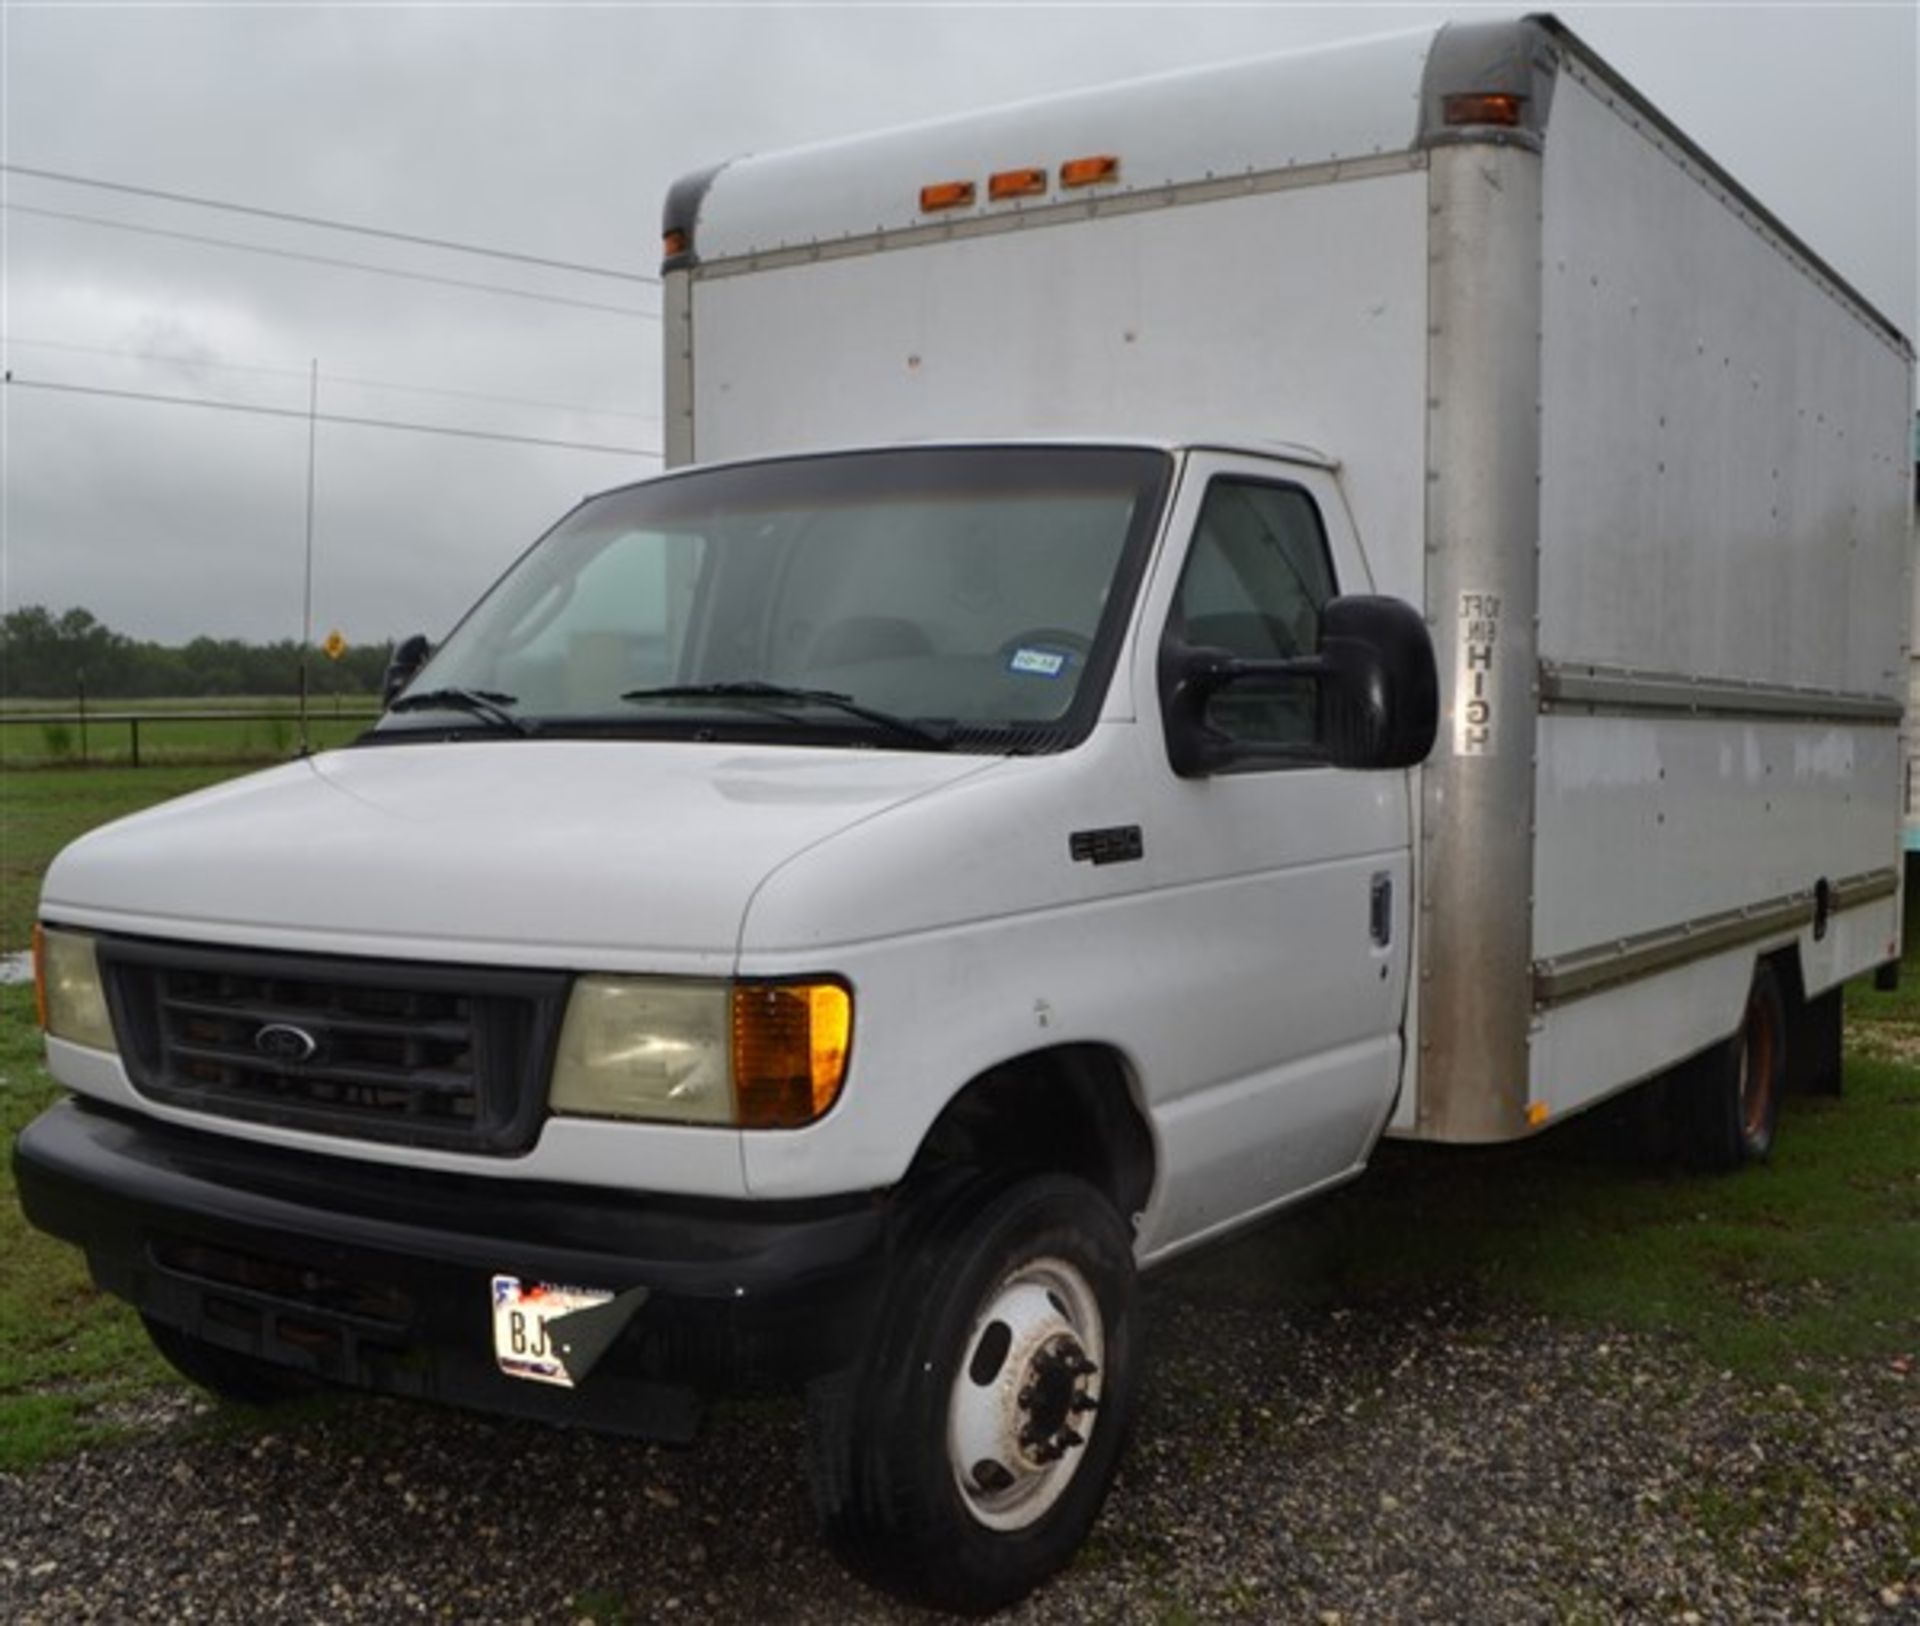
[0,704,380,768]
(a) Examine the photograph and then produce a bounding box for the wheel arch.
[901,1042,1157,1231]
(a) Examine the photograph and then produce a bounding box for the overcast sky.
[2,1,1914,649]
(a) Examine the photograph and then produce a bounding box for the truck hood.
[40,741,996,970]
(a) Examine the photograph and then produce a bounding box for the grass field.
[0,983,171,1468]
[0,765,1914,1471]
[0,696,377,770]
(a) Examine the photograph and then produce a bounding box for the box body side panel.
[1526,64,1912,1120]
[1536,64,1911,694]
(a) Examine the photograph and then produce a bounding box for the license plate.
[491,1274,614,1387]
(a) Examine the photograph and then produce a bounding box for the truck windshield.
[374,446,1172,752]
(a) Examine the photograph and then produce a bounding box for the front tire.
[807,1172,1139,1614]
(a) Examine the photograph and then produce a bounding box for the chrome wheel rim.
[947,1256,1105,1531]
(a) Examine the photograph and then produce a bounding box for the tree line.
[0,606,395,700]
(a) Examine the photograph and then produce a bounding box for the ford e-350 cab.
[20,439,1439,1606]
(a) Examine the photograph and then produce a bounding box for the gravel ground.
[2,1280,1914,1624]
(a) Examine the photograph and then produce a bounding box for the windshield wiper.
[619,681,952,749]
[387,687,536,736]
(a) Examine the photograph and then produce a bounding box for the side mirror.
[1314,595,1439,770]
[1160,594,1437,778]
[382,633,433,709]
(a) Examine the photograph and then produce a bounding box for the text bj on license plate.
[491,1274,613,1387]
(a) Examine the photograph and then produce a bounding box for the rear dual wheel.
[807,1172,1139,1615]
[1682,961,1786,1170]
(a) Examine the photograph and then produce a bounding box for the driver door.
[1129,451,1413,1256]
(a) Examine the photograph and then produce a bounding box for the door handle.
[1369,871,1392,947]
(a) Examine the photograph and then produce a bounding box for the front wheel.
[807,1173,1139,1614]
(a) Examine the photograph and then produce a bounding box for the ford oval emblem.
[254,1022,320,1063]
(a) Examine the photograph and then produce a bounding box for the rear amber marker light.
[1060,155,1120,188]
[662,227,690,258]
[732,981,852,1128]
[988,167,1048,201]
[1443,92,1525,128]
[920,180,976,212]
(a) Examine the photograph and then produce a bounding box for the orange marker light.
[31,923,47,1032]
[1526,1101,1550,1128]
[732,980,852,1128]
[1443,93,1526,128]
[988,167,1048,202]
[662,227,690,258]
[919,180,976,212]
[1060,154,1120,188]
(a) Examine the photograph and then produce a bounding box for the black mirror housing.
[382,634,433,709]
[1314,595,1438,770]
[1160,594,1437,777]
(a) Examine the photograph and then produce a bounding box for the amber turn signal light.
[31,922,47,1031]
[732,980,852,1128]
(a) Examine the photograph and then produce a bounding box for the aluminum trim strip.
[1413,141,1544,1143]
[688,151,1426,282]
[1832,868,1901,910]
[662,267,695,469]
[1539,662,1903,726]
[1532,867,1900,1007]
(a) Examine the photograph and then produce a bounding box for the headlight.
[548,976,851,1129]
[34,925,118,1053]
[549,978,733,1125]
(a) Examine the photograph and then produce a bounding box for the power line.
[5,375,662,460]
[0,160,658,286]
[0,334,660,423]
[6,203,659,321]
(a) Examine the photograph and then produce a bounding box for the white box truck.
[17,13,1912,1612]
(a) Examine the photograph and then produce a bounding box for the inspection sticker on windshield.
[1008,647,1068,678]
[491,1275,613,1388]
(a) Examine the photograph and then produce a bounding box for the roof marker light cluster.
[919,155,1122,215]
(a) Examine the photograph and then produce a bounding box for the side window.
[1166,480,1337,755]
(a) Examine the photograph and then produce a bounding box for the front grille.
[100,939,568,1153]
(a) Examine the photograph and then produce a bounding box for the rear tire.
[806,1172,1139,1614]
[1682,961,1786,1170]
[1788,985,1843,1097]
[142,1315,321,1406]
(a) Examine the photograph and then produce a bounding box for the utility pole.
[300,358,318,754]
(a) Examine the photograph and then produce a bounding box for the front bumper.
[15,1099,889,1441]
